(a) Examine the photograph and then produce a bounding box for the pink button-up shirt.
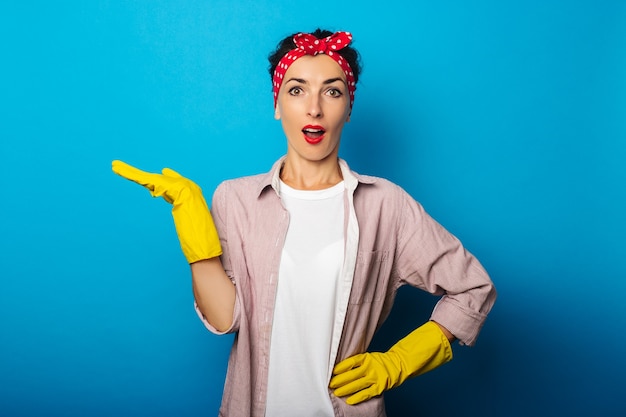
[196,157,496,416]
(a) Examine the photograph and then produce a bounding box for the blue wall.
[1,1,625,416]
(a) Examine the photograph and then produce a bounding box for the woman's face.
[275,54,351,165]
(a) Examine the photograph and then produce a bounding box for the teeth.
[304,128,323,133]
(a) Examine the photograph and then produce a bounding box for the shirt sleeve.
[394,190,496,346]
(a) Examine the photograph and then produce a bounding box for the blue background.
[1,1,625,416]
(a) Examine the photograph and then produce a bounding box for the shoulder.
[352,174,431,229]
[214,157,283,198]
[340,159,408,196]
[355,174,413,202]
[210,173,277,223]
[214,172,269,199]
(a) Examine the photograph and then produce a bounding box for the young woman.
[112,29,496,417]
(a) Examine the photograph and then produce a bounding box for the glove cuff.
[389,321,453,384]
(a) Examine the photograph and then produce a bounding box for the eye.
[326,88,344,98]
[288,86,304,96]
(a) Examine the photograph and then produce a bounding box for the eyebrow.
[285,77,346,85]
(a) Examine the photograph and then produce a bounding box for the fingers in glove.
[346,386,379,405]
[330,364,365,388]
[162,167,183,178]
[112,160,158,191]
[332,371,374,398]
[332,353,367,375]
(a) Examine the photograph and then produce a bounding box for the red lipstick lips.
[302,124,326,144]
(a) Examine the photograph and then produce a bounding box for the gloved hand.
[111,160,222,263]
[329,321,453,405]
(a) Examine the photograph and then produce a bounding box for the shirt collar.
[255,156,376,197]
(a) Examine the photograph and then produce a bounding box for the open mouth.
[302,125,326,144]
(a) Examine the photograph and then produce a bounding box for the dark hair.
[267,28,362,84]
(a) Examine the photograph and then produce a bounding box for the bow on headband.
[272,31,356,108]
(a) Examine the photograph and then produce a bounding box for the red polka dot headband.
[272,31,356,109]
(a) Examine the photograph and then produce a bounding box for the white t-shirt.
[265,180,345,417]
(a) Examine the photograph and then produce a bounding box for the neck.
[280,157,343,190]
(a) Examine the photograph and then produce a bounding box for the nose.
[307,95,323,118]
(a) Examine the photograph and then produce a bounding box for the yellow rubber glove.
[330,321,453,405]
[111,160,222,263]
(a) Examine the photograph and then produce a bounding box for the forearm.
[191,257,236,332]
[432,320,456,343]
